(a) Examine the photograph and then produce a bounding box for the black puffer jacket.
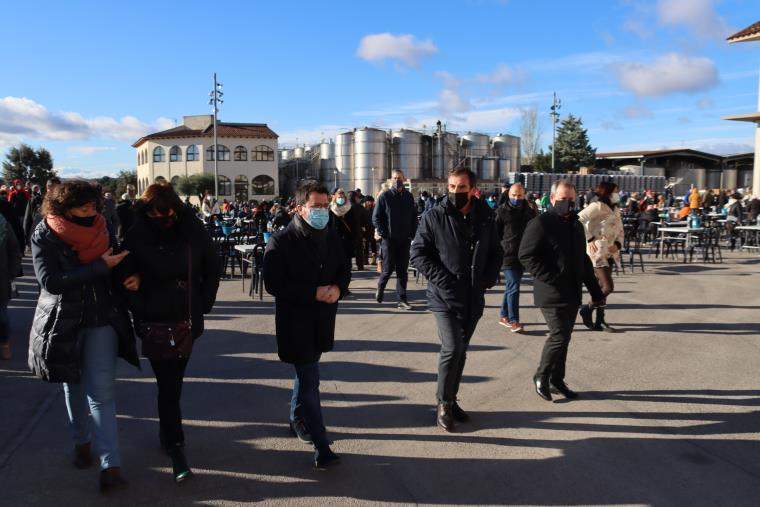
[29,219,139,383]
[518,209,603,308]
[495,200,537,269]
[264,216,351,364]
[119,207,220,339]
[410,197,502,321]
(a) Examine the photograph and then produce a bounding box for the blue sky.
[1,0,758,178]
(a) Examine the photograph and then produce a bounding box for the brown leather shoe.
[437,402,455,432]
[74,442,93,469]
[99,467,128,494]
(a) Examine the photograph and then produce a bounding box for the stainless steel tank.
[293,146,305,159]
[335,132,354,189]
[421,135,433,178]
[391,129,423,179]
[280,149,292,162]
[492,134,521,177]
[433,132,460,179]
[319,141,335,160]
[353,128,388,195]
[481,157,499,181]
[319,141,336,184]
[461,132,489,177]
[498,159,512,181]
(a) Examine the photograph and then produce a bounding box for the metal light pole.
[333,169,338,189]
[208,73,224,197]
[550,92,561,173]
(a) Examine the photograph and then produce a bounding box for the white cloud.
[623,105,655,119]
[601,120,623,130]
[696,97,714,110]
[615,53,718,96]
[476,64,514,86]
[438,88,471,116]
[656,0,731,39]
[622,19,654,39]
[356,33,438,68]
[67,146,117,155]
[0,96,175,146]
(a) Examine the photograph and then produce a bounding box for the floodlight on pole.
[550,92,561,173]
[209,73,223,198]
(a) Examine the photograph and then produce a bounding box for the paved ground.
[1,250,759,506]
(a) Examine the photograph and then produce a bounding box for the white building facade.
[133,115,279,201]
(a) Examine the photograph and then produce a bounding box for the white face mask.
[610,193,620,204]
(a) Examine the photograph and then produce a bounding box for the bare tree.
[520,106,543,166]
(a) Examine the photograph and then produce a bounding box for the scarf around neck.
[330,200,352,217]
[46,214,110,264]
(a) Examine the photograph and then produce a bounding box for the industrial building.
[278,122,520,197]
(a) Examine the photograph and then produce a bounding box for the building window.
[234,145,247,161]
[218,175,232,196]
[187,144,198,161]
[169,146,182,162]
[252,175,275,195]
[252,145,275,161]
[234,175,249,201]
[206,144,230,161]
[153,146,165,163]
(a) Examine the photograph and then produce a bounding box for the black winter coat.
[410,198,502,321]
[119,208,220,339]
[264,218,351,364]
[518,210,603,308]
[115,200,135,243]
[495,201,537,269]
[29,219,139,383]
[330,206,360,258]
[372,188,417,241]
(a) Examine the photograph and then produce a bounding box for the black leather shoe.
[437,402,455,432]
[99,468,128,494]
[452,402,470,423]
[314,447,341,470]
[74,442,93,469]
[550,380,579,399]
[397,298,412,310]
[289,420,313,444]
[533,376,552,401]
[579,304,594,330]
[375,287,384,303]
[595,308,618,333]
[167,445,194,483]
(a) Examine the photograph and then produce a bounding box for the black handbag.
[139,246,193,360]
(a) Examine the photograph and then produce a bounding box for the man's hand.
[324,285,341,304]
[123,274,140,291]
[102,248,129,268]
[316,285,331,302]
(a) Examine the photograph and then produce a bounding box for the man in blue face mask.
[372,169,418,310]
[263,182,351,469]
[518,180,604,402]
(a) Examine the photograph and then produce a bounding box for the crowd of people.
[0,170,757,494]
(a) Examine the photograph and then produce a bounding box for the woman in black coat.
[29,181,137,493]
[329,188,360,270]
[119,184,220,483]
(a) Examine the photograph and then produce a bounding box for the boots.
[167,444,193,483]
[594,307,617,333]
[579,304,595,330]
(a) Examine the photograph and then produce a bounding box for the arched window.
[187,145,198,161]
[153,146,165,163]
[170,146,182,162]
[206,144,230,161]
[234,145,247,161]
[234,175,249,201]
[252,145,275,161]
[252,175,276,195]
[218,175,232,196]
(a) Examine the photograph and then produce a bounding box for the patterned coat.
[577,201,625,268]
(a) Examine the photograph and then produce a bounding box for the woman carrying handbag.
[120,184,220,483]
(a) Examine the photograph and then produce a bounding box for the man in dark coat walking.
[372,169,417,309]
[518,180,604,402]
[411,168,502,432]
[264,181,351,469]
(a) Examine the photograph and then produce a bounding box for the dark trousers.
[289,361,329,449]
[434,312,479,403]
[150,358,189,447]
[536,306,578,382]
[377,238,410,298]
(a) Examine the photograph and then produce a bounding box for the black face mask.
[67,215,97,227]
[552,199,575,217]
[448,191,470,211]
[147,215,177,230]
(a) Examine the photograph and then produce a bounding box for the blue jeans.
[289,361,329,449]
[500,267,524,322]
[0,303,9,343]
[63,326,121,470]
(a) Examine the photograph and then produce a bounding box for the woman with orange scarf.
[28,181,139,494]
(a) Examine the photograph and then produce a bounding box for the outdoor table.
[658,227,704,262]
[735,225,760,253]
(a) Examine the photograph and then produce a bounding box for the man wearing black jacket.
[411,168,502,432]
[518,180,604,402]
[372,169,417,309]
[264,181,350,469]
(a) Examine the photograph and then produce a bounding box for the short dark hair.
[594,181,618,202]
[42,180,104,217]
[295,181,329,206]
[448,167,477,189]
[140,183,183,215]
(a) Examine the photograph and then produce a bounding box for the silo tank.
[433,132,460,179]
[335,132,354,189]
[353,128,388,195]
[391,129,423,179]
[481,157,499,181]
